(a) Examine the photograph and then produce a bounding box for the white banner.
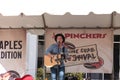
[0,29,26,76]
[45,29,113,73]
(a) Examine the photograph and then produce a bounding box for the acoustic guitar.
[44,42,75,68]
[44,54,63,68]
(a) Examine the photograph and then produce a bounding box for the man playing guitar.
[45,33,68,80]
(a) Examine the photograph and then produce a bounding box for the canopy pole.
[110,11,116,29]
[42,14,48,29]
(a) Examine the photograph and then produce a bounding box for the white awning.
[0,12,120,29]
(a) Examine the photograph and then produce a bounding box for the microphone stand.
[56,51,65,80]
[56,53,59,80]
[56,42,60,80]
[56,42,66,80]
[56,42,65,80]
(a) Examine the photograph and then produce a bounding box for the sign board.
[45,29,113,73]
[0,29,26,76]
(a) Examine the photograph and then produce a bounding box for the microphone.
[57,41,60,44]
[57,41,60,47]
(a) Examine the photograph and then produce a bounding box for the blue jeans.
[50,66,65,80]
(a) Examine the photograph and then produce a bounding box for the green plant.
[65,72,83,80]
[36,68,44,80]
[75,73,83,80]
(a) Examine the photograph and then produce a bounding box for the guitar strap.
[62,47,67,62]
[62,46,65,53]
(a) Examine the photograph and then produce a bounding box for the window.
[37,35,44,68]
[113,35,120,80]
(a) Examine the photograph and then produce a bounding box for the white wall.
[26,31,38,79]
[114,29,120,35]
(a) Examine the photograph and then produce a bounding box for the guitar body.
[44,54,61,68]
